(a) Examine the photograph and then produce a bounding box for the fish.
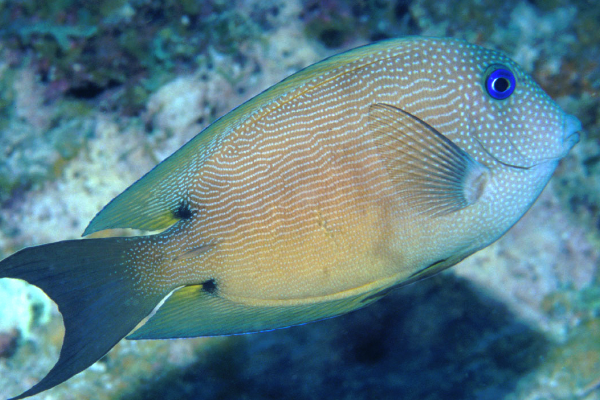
[0,36,581,399]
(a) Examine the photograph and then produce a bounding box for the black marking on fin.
[202,279,218,295]
[410,258,448,279]
[361,285,398,303]
[173,200,194,220]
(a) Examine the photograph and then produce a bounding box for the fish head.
[455,43,581,169]
[370,37,583,269]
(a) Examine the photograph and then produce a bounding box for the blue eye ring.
[485,66,516,100]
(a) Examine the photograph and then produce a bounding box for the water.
[0,0,598,399]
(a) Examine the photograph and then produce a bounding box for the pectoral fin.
[369,103,489,217]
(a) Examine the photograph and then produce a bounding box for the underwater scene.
[0,0,599,399]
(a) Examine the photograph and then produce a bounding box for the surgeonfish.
[0,36,581,399]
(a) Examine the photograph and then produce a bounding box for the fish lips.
[475,113,582,170]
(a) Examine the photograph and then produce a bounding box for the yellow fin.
[82,132,214,235]
[369,103,489,217]
[127,281,389,339]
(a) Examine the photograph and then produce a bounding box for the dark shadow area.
[120,273,550,400]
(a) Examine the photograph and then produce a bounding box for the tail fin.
[0,238,166,400]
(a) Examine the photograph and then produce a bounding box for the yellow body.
[126,37,569,308]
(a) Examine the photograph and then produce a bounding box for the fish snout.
[562,114,582,153]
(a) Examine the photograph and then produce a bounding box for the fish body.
[0,37,580,399]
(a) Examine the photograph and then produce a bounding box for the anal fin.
[128,282,389,339]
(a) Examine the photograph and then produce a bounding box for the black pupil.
[493,77,510,93]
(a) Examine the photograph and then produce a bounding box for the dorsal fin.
[84,39,421,236]
[83,132,213,236]
[369,103,489,217]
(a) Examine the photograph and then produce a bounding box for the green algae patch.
[0,0,268,114]
[549,318,600,396]
[0,117,94,204]
[301,0,419,48]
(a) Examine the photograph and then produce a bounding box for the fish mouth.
[562,113,581,154]
[474,113,582,170]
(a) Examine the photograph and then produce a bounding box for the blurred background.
[0,0,598,399]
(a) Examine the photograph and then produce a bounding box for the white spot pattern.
[119,37,575,303]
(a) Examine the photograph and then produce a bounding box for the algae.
[0,0,268,115]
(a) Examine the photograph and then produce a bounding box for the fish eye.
[484,66,516,100]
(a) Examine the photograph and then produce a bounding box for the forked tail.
[0,237,166,399]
